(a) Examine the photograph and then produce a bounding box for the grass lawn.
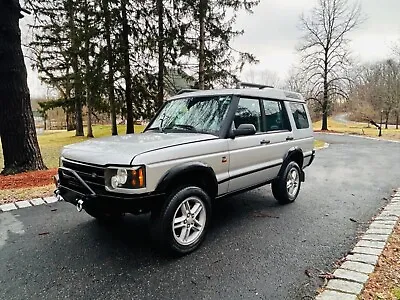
[313,118,400,141]
[313,140,326,149]
[0,124,145,170]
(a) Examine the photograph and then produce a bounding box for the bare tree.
[298,0,362,130]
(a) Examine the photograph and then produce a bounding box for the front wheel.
[272,161,301,205]
[150,186,211,255]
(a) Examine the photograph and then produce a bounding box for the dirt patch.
[359,221,400,300]
[0,169,57,190]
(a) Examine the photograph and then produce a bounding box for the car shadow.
[40,188,283,272]
[98,190,274,245]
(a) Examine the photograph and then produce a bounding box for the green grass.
[313,118,400,140]
[314,140,325,149]
[393,287,400,300]
[0,124,145,170]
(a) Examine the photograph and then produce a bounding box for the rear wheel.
[272,161,301,204]
[150,186,211,255]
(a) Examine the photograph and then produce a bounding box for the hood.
[61,132,217,166]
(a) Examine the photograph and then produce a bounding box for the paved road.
[333,113,398,129]
[1,134,400,300]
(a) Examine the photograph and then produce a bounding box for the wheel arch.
[155,162,218,199]
[278,147,305,181]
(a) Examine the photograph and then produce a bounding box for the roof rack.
[236,82,274,89]
[176,89,198,95]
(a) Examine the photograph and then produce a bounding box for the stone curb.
[315,131,400,144]
[316,189,400,300]
[0,195,59,213]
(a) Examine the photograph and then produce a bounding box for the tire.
[84,205,123,224]
[150,186,211,255]
[272,161,301,205]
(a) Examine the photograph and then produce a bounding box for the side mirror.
[233,124,256,137]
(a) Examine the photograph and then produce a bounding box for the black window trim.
[289,102,310,130]
[260,97,292,133]
[226,96,293,138]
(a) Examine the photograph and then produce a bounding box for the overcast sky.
[25,0,400,98]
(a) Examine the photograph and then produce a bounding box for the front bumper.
[55,167,164,213]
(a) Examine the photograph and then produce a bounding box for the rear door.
[260,98,294,180]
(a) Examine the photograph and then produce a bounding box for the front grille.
[60,159,106,194]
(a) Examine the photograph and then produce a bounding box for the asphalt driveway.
[0,133,399,300]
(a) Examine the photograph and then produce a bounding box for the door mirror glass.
[233,124,256,137]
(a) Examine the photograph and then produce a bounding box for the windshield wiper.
[164,124,197,132]
[146,127,161,131]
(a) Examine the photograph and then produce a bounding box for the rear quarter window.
[289,103,309,129]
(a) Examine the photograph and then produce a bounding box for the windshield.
[147,95,232,135]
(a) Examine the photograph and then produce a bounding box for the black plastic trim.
[155,161,218,194]
[216,179,274,199]
[218,162,282,184]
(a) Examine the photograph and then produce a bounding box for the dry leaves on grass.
[0,185,54,204]
[359,221,400,300]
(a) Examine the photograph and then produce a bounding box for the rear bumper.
[304,149,316,168]
[54,168,164,213]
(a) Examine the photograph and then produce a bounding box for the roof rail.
[176,89,198,95]
[236,82,274,89]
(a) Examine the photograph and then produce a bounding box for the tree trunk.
[67,0,84,136]
[385,111,390,129]
[396,111,399,130]
[0,0,46,175]
[198,0,207,90]
[102,0,118,136]
[321,50,329,131]
[84,0,93,138]
[66,109,76,131]
[121,0,134,134]
[156,0,165,110]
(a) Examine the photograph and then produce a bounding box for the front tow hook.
[76,199,84,212]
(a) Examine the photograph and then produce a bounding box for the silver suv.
[55,83,315,255]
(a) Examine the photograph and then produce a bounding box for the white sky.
[233,0,400,82]
[24,0,400,98]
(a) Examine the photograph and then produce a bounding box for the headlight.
[106,166,146,190]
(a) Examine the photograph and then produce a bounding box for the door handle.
[286,136,294,141]
[260,139,271,145]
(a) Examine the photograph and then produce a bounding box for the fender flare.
[155,161,218,196]
[278,147,305,181]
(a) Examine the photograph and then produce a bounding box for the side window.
[262,100,290,131]
[289,103,309,129]
[234,98,262,132]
